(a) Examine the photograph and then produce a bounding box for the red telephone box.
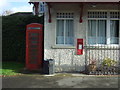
[26,23,43,70]
[76,39,83,55]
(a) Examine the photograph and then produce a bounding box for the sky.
[0,0,33,14]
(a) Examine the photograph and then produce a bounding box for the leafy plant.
[88,59,97,72]
[102,58,117,67]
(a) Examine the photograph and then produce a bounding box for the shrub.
[2,15,44,62]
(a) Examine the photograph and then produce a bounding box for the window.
[88,20,106,44]
[56,13,74,45]
[88,11,119,45]
[110,20,119,44]
[88,11,107,18]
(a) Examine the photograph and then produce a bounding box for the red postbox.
[76,39,83,55]
[26,23,43,70]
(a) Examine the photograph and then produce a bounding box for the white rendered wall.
[44,3,120,72]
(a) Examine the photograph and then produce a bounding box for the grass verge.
[0,61,24,76]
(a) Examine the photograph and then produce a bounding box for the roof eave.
[29,0,120,2]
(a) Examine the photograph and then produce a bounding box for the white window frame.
[55,12,74,46]
[87,10,120,46]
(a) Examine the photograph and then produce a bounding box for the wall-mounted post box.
[76,39,83,55]
[26,23,43,70]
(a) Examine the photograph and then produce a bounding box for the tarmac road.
[2,74,119,88]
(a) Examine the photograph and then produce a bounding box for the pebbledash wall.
[44,3,120,72]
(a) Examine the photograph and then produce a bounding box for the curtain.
[88,20,106,44]
[98,20,106,44]
[65,20,74,45]
[88,20,97,44]
[110,20,119,44]
[56,20,64,44]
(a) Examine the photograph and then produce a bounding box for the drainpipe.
[47,3,52,23]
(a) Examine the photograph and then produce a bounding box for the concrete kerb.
[42,73,119,77]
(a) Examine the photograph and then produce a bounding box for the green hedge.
[2,15,44,62]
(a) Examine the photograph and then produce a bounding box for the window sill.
[51,45,75,49]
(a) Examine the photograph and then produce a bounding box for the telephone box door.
[26,23,43,70]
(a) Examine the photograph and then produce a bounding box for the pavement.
[2,73,119,88]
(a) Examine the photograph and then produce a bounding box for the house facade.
[30,0,120,72]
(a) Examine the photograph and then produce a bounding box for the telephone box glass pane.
[30,37,39,40]
[31,40,39,44]
[29,33,39,37]
[30,45,38,48]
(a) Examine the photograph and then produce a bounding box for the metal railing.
[85,44,120,75]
